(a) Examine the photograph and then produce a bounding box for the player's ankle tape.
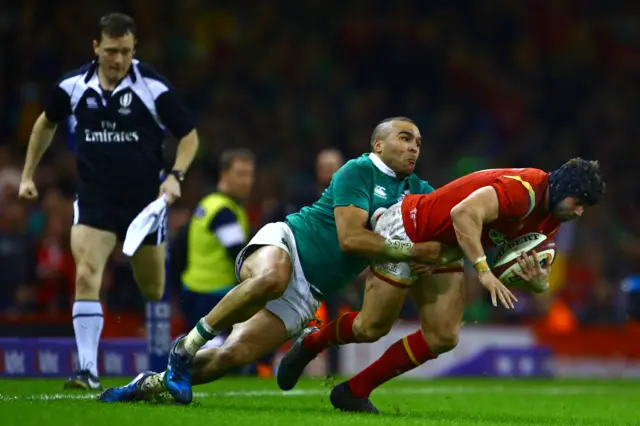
[196,319,217,339]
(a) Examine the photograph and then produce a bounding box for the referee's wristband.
[473,256,490,273]
[383,238,414,260]
[168,170,185,182]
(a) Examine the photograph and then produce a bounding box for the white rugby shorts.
[235,222,321,337]
[370,202,418,287]
[371,203,466,286]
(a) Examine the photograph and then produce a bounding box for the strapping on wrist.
[473,255,490,273]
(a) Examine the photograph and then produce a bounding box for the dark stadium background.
[1,0,639,375]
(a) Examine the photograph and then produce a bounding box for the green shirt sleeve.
[332,161,373,212]
[419,180,436,194]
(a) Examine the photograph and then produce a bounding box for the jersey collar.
[368,153,396,178]
[84,59,138,97]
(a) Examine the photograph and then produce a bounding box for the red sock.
[303,311,359,353]
[347,330,436,398]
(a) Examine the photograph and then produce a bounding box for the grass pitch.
[1,377,638,426]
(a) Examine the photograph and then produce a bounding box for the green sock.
[183,318,219,356]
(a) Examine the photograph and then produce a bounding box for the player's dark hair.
[220,148,255,172]
[548,157,605,210]
[96,13,137,42]
[370,117,416,149]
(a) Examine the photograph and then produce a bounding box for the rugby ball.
[492,232,556,291]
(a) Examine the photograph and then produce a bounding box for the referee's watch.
[168,170,185,182]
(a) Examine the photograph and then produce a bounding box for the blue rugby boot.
[98,371,156,403]
[164,337,193,404]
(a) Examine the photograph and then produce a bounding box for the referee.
[18,13,199,391]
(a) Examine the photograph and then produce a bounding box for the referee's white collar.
[368,153,396,178]
[85,59,138,96]
[85,59,138,83]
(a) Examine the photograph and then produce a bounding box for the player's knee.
[423,325,459,354]
[251,259,291,300]
[138,283,164,301]
[239,246,291,301]
[358,326,389,343]
[133,270,165,301]
[353,315,393,343]
[75,262,101,296]
[255,269,289,299]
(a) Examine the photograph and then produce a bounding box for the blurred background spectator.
[1,0,639,336]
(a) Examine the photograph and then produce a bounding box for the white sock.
[183,318,219,356]
[72,300,104,377]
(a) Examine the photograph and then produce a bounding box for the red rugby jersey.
[401,168,560,246]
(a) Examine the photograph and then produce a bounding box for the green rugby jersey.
[285,153,434,297]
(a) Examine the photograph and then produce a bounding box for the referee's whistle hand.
[18,180,39,201]
[158,175,181,205]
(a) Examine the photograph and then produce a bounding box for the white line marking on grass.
[0,385,627,402]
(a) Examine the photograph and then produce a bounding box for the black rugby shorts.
[72,194,166,245]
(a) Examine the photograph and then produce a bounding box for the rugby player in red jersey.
[277,158,605,413]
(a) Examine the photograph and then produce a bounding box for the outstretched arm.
[334,205,441,263]
[450,186,516,308]
[334,205,387,256]
[449,186,500,268]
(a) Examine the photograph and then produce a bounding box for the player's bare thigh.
[238,245,292,294]
[352,272,409,343]
[410,267,466,354]
[358,202,414,341]
[129,243,166,301]
[70,224,117,298]
[191,309,288,385]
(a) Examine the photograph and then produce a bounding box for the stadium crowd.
[1,0,639,328]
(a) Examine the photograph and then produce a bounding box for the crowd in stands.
[1,0,639,329]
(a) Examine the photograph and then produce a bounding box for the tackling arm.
[334,205,389,257]
[449,186,500,270]
[334,205,441,262]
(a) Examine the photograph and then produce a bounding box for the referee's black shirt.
[44,59,195,204]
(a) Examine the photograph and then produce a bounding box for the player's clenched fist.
[18,179,38,200]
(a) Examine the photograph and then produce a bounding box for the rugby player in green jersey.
[99,117,462,405]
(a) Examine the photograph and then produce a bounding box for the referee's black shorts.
[72,193,166,245]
